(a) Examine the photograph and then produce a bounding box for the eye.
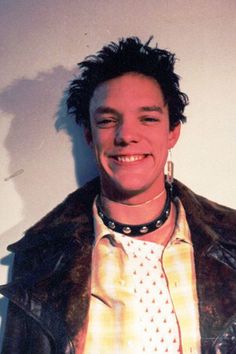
[95,117,117,128]
[141,116,160,124]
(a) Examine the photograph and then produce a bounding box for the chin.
[101,178,139,199]
[113,178,155,199]
[100,169,163,199]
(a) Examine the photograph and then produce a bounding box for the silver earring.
[166,149,174,191]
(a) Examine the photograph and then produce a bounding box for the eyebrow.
[139,106,164,113]
[94,106,119,115]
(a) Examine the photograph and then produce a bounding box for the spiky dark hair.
[67,36,188,130]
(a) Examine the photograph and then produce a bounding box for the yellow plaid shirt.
[82,198,201,354]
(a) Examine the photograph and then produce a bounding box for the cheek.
[151,133,168,151]
[95,131,113,151]
[91,136,107,163]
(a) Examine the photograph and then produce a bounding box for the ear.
[167,123,181,149]
[84,127,93,148]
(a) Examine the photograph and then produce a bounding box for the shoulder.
[8,177,100,254]
[174,179,236,219]
[174,179,236,242]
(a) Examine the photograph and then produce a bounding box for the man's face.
[87,73,180,202]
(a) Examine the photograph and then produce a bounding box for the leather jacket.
[1,178,236,354]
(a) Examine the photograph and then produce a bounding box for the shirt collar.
[169,197,192,245]
[93,195,114,246]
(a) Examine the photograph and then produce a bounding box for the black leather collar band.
[96,186,171,236]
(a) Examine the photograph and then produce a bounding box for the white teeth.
[116,155,144,162]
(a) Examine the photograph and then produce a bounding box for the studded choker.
[96,186,171,236]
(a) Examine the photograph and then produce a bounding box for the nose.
[114,120,141,146]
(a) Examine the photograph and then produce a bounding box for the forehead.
[89,73,165,112]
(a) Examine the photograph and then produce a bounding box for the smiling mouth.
[112,154,149,163]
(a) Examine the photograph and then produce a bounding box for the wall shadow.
[55,93,98,187]
[0,65,98,349]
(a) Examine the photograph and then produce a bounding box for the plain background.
[0,0,236,348]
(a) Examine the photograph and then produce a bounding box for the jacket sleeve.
[1,250,27,353]
[2,300,53,354]
[0,249,53,354]
[1,301,28,354]
[1,244,73,354]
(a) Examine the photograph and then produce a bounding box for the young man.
[1,37,236,354]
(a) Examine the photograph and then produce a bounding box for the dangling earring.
[166,149,174,193]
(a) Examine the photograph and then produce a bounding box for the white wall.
[1,0,236,347]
